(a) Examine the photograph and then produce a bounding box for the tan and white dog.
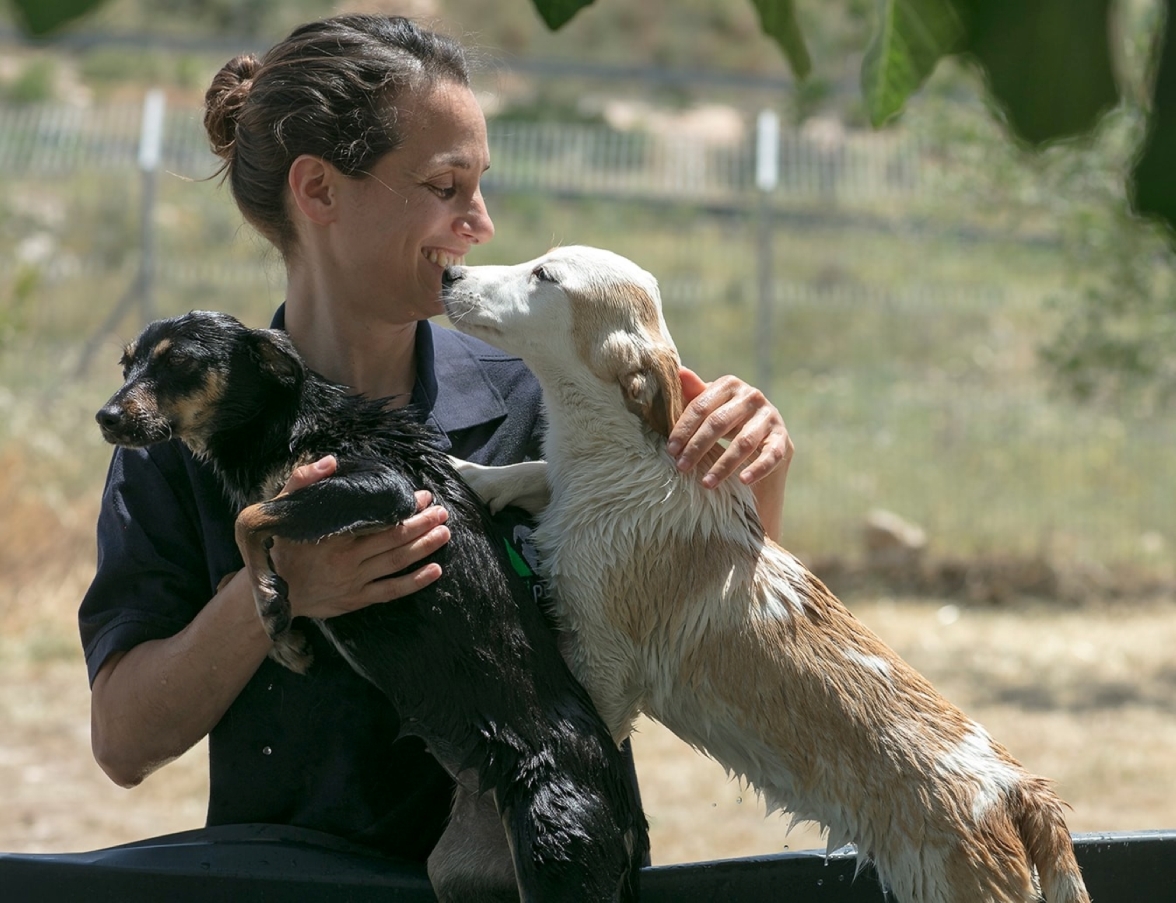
[441,246,1089,903]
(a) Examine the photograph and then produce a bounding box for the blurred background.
[1,0,1173,865]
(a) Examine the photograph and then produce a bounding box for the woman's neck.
[283,294,420,405]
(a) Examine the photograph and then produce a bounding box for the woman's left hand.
[667,368,793,538]
[667,368,792,488]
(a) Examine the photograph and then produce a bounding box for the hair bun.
[204,54,261,161]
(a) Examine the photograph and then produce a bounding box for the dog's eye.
[532,265,556,284]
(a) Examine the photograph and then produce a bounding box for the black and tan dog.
[94,309,647,903]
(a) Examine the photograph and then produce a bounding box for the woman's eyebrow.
[431,152,492,172]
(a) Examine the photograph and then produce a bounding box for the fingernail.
[702,472,718,489]
[314,458,333,473]
[666,440,682,456]
[676,456,690,472]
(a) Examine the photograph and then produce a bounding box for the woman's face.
[330,80,495,323]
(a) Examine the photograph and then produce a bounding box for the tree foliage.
[521,0,1172,235]
[15,0,1163,230]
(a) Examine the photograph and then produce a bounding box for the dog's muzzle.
[441,265,465,288]
[95,398,169,447]
[95,402,135,445]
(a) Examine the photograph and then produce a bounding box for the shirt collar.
[269,305,507,451]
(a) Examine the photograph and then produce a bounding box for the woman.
[79,15,793,862]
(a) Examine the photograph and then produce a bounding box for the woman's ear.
[287,154,337,225]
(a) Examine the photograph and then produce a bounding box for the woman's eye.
[430,184,457,200]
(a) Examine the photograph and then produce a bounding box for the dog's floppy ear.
[247,329,305,389]
[621,347,684,439]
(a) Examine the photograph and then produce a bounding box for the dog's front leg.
[450,458,550,515]
[235,502,315,674]
[234,459,422,674]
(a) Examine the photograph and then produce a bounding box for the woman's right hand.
[264,455,451,621]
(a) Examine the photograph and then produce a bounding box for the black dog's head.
[95,310,304,454]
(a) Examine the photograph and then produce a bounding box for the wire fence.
[2,100,1173,593]
[0,102,925,203]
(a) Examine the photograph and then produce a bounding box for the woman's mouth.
[423,248,465,269]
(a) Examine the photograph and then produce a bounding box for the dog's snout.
[95,404,124,431]
[442,265,465,288]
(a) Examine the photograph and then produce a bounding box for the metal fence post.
[754,109,779,392]
[74,89,165,374]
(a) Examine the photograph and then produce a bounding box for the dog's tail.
[1013,777,1090,903]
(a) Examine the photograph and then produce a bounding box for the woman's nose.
[458,191,495,244]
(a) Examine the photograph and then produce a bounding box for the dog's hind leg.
[499,771,641,903]
[428,780,519,903]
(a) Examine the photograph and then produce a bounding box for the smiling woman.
[80,15,551,870]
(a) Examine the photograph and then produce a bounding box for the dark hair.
[204,15,471,254]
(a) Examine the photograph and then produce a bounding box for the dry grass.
[3,558,1173,861]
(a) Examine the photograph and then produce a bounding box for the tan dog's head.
[443,246,683,437]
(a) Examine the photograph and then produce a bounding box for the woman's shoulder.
[426,322,545,463]
[429,321,540,402]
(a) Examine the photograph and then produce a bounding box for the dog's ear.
[620,347,684,439]
[247,329,305,389]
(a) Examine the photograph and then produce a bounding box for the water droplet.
[711,803,717,808]
[735,796,743,804]
[817,879,824,887]
[262,746,272,756]
[267,683,274,691]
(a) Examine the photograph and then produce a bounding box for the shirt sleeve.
[78,443,214,686]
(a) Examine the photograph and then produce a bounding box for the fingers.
[280,455,336,495]
[678,366,708,405]
[352,501,450,588]
[709,405,793,488]
[270,491,451,620]
[666,374,791,489]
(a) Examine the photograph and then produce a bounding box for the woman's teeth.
[424,249,464,268]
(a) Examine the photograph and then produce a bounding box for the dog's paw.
[255,572,292,640]
[268,628,313,674]
[450,458,550,515]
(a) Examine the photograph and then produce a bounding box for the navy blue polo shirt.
[79,317,549,860]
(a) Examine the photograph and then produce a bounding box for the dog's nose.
[95,404,124,432]
[442,265,465,287]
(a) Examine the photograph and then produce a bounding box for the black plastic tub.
[1,824,1172,901]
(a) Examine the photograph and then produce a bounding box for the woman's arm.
[666,368,794,540]
[90,457,451,787]
[90,569,272,787]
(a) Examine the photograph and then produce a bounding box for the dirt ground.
[2,567,1174,864]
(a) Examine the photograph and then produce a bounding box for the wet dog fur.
[442,246,1091,903]
[95,309,647,903]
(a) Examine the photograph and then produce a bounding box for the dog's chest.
[536,483,740,650]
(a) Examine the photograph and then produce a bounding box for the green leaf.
[529,0,597,30]
[959,0,1119,148]
[1131,0,1176,235]
[750,0,811,80]
[8,0,109,36]
[861,0,967,127]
